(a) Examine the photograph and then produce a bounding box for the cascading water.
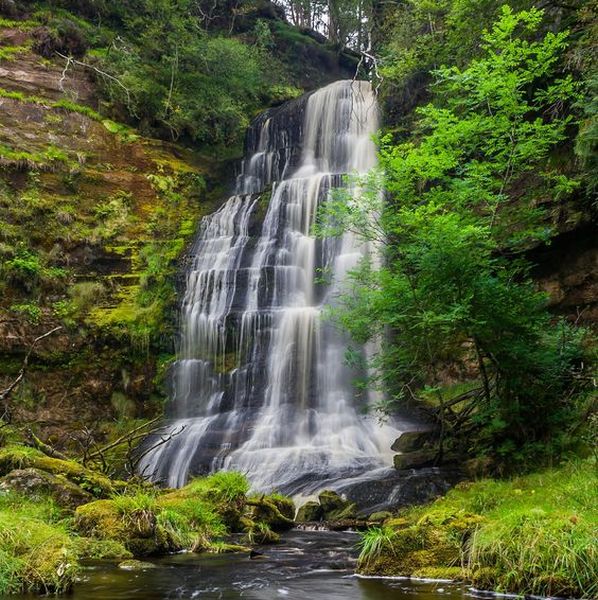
[139,80,404,494]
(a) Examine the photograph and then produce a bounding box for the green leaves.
[321,5,593,464]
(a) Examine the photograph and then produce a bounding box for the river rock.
[295,500,323,522]
[118,559,157,570]
[318,490,345,513]
[391,430,437,453]
[0,467,92,508]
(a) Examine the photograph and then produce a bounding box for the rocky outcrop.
[0,467,92,508]
[295,490,357,523]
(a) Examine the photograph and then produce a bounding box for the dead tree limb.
[0,327,62,420]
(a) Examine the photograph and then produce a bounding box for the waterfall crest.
[139,80,402,493]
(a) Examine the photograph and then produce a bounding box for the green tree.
[320,6,592,465]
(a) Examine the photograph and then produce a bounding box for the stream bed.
[31,531,491,600]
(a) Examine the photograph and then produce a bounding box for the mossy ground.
[357,459,597,599]
[0,443,293,595]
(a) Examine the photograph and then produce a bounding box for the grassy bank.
[358,459,597,598]
[0,441,293,595]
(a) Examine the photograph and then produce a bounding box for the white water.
[139,80,403,492]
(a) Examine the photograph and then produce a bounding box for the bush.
[31,19,88,59]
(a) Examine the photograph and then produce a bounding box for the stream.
[34,531,487,600]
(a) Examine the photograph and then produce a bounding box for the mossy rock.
[0,445,119,497]
[317,490,345,513]
[391,430,437,453]
[295,500,323,522]
[327,501,358,521]
[0,467,92,509]
[74,499,170,556]
[411,566,466,580]
[246,496,295,531]
[268,494,295,521]
[368,511,393,523]
[118,559,157,570]
[75,499,127,540]
[71,537,132,560]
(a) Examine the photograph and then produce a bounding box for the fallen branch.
[55,51,136,116]
[26,428,69,461]
[86,416,161,461]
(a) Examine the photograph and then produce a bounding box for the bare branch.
[0,327,62,416]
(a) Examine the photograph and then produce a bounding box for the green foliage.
[320,6,594,463]
[93,1,289,148]
[3,248,67,290]
[358,526,398,567]
[0,45,29,61]
[358,459,598,598]
[0,492,78,595]
[8,302,41,324]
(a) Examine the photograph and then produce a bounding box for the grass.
[0,493,78,595]
[0,45,29,61]
[358,526,398,568]
[357,459,598,598]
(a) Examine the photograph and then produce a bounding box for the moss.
[71,537,132,560]
[0,493,79,594]
[0,445,118,497]
[75,499,127,540]
[411,566,466,580]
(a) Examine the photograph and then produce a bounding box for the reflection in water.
[15,531,486,600]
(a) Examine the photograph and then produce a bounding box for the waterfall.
[139,80,403,493]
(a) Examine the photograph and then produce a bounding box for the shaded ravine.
[139,80,410,493]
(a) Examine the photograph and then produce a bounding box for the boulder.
[295,501,323,522]
[391,430,437,453]
[393,449,437,470]
[318,490,345,514]
[0,467,92,508]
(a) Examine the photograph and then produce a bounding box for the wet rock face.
[393,449,437,470]
[336,467,464,515]
[391,429,437,453]
[0,467,92,508]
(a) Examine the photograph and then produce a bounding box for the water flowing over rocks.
[139,80,410,495]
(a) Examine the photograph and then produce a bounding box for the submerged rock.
[0,467,92,508]
[118,559,157,570]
